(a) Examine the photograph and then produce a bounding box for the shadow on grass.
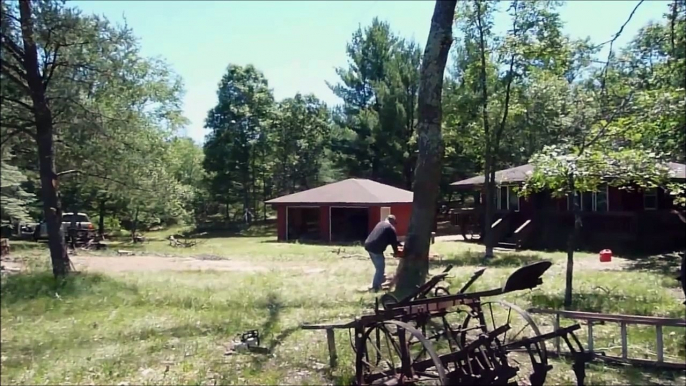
[529,292,681,316]
[4,240,45,252]
[554,359,685,386]
[259,239,365,249]
[0,271,139,306]
[623,251,683,280]
[431,250,544,269]
[249,292,302,370]
[192,220,277,239]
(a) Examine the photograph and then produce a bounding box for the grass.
[1,229,685,385]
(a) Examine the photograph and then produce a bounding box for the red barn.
[265,179,413,243]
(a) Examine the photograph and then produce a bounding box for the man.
[364,215,400,292]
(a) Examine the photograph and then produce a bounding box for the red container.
[599,249,612,263]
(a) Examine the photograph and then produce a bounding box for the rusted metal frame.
[529,308,686,370]
[413,323,511,372]
[387,291,497,315]
[354,325,365,385]
[528,308,686,327]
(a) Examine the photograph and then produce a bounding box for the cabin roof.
[265,178,413,205]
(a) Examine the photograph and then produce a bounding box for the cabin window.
[508,186,520,211]
[496,187,505,210]
[594,186,609,212]
[643,187,658,210]
[567,186,609,212]
[496,186,520,211]
[567,192,581,211]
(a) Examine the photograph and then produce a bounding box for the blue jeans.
[369,252,385,290]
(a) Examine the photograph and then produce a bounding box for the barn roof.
[265,178,414,205]
[450,162,686,188]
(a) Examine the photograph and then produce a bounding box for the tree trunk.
[19,0,70,277]
[474,0,495,259]
[36,129,70,276]
[565,174,579,308]
[98,199,106,237]
[482,149,496,258]
[394,0,457,299]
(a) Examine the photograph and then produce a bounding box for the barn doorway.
[287,207,321,241]
[330,207,369,243]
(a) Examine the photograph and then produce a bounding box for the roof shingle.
[450,162,685,187]
[265,179,413,205]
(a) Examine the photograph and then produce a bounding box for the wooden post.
[587,322,594,352]
[620,322,628,359]
[325,328,337,368]
[656,325,663,363]
[553,314,561,354]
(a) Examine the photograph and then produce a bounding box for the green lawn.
[1,231,684,385]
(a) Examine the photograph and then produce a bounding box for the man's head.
[386,214,397,226]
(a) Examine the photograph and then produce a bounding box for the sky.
[71,0,670,144]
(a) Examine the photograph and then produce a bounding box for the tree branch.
[0,60,31,93]
[1,95,34,111]
[0,125,35,145]
[55,169,155,192]
[600,0,644,94]
[42,46,60,89]
[1,36,26,66]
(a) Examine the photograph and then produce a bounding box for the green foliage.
[1,0,684,232]
[329,18,421,189]
[0,151,33,222]
[272,93,333,194]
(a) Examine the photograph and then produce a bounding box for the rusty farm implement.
[302,261,594,386]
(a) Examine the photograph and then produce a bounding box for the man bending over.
[364,215,400,292]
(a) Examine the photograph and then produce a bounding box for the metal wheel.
[359,320,447,385]
[459,300,548,385]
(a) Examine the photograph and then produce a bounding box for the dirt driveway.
[67,254,328,275]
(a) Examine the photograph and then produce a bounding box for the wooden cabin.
[449,162,686,254]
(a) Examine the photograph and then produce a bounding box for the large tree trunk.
[482,147,496,258]
[565,174,578,308]
[394,0,457,299]
[474,0,495,258]
[19,0,70,277]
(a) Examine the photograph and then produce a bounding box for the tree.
[329,18,422,188]
[0,150,33,223]
[203,64,275,223]
[451,0,577,258]
[272,93,333,195]
[393,0,457,298]
[1,0,189,270]
[1,0,82,276]
[520,0,685,308]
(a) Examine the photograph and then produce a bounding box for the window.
[595,186,608,212]
[643,187,658,210]
[508,186,520,212]
[496,185,520,211]
[567,186,609,212]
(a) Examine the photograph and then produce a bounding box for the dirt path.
[71,254,275,273]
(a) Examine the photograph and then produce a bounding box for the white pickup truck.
[34,212,96,241]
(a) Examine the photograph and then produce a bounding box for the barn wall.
[276,205,287,241]
[390,203,412,237]
[320,205,330,242]
[368,206,380,235]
